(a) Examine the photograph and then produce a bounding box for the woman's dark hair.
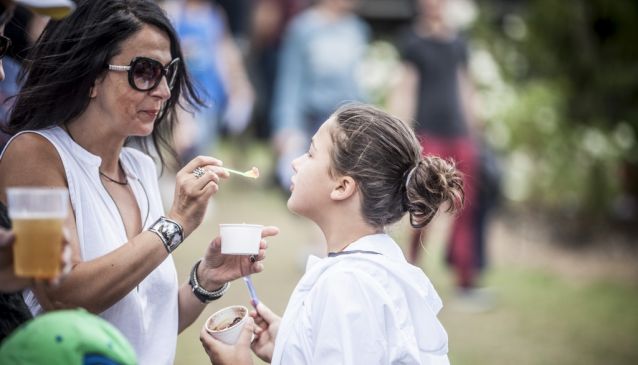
[4,0,203,168]
[329,103,464,228]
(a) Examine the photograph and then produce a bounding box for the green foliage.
[473,0,638,220]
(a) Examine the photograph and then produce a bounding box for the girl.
[200,103,463,364]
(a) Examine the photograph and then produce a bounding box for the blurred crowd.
[158,0,499,301]
[158,0,500,309]
[0,0,502,363]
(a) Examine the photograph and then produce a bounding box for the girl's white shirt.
[1,127,179,365]
[272,233,450,365]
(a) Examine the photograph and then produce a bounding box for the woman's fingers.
[182,156,223,175]
[207,165,230,180]
[170,157,230,234]
[179,157,227,196]
[260,226,279,238]
[250,261,264,273]
[210,236,222,251]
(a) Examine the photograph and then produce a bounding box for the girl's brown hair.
[330,103,464,228]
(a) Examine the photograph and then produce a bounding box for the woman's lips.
[141,110,159,119]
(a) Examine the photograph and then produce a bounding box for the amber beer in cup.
[7,187,68,279]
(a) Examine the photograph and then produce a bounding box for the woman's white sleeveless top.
[1,127,179,365]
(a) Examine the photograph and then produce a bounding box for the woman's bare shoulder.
[0,132,67,191]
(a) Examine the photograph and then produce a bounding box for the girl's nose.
[291,154,304,173]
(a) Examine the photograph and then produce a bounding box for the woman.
[0,1,277,363]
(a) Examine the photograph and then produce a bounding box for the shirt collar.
[306,233,407,271]
[342,233,406,262]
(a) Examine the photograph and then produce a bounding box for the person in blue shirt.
[270,0,369,192]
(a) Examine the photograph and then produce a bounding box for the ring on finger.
[250,255,257,263]
[193,166,205,179]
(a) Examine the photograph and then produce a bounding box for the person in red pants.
[390,0,485,299]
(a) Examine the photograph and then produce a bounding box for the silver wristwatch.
[148,216,184,253]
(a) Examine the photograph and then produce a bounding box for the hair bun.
[404,156,465,228]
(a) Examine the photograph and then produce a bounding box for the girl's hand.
[199,317,255,365]
[250,302,281,363]
[197,226,279,290]
[167,156,229,236]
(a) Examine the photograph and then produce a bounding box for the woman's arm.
[0,134,225,313]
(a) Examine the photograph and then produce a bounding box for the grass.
[167,140,638,365]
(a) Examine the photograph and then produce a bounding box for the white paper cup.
[220,224,263,255]
[204,305,249,345]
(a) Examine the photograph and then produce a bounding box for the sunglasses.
[107,57,180,92]
[0,35,11,59]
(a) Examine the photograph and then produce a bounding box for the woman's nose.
[150,75,171,100]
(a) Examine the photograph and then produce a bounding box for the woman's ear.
[89,84,98,98]
[330,175,357,201]
[90,75,106,98]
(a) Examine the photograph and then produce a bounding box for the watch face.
[170,231,183,247]
[154,217,183,250]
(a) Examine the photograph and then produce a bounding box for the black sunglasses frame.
[107,57,180,92]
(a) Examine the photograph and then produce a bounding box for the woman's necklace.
[63,123,128,185]
[99,168,128,186]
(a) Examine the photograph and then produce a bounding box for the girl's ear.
[330,175,357,201]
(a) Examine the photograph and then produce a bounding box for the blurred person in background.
[270,0,369,193]
[247,0,308,140]
[0,1,277,363]
[0,5,48,150]
[0,0,75,343]
[389,0,488,305]
[164,0,255,166]
[270,0,370,266]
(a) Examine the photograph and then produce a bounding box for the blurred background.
[3,0,638,364]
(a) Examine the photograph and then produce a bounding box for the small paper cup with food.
[204,305,250,345]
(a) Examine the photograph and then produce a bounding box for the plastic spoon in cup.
[223,166,260,179]
[243,275,260,308]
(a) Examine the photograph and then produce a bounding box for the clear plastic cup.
[7,187,68,279]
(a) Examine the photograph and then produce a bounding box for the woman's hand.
[250,302,281,363]
[197,226,279,290]
[168,156,229,236]
[199,316,255,365]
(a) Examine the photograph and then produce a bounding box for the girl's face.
[91,24,172,138]
[288,118,338,221]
